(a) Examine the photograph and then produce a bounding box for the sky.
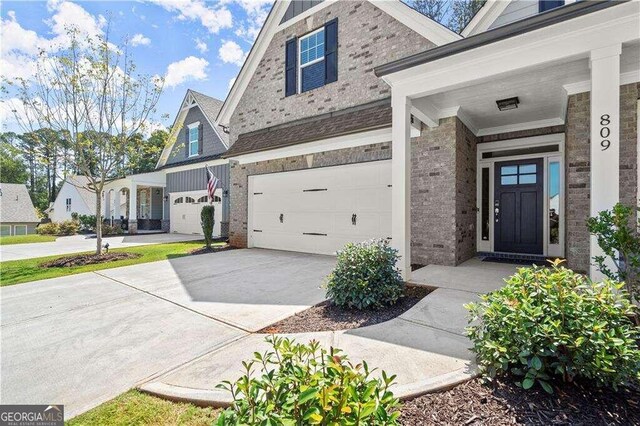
[0,0,274,133]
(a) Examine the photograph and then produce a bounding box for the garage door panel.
[249,161,391,255]
[171,191,222,236]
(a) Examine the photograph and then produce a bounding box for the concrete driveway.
[0,233,203,262]
[0,249,334,418]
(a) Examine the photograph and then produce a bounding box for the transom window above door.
[500,164,537,185]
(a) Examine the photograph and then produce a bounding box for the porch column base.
[128,220,138,235]
[161,220,170,233]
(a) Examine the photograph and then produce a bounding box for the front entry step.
[477,251,562,266]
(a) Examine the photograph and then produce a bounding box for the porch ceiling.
[412,42,640,136]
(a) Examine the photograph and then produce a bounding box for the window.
[185,196,195,203]
[548,161,560,245]
[14,225,27,235]
[189,126,199,157]
[0,225,10,236]
[197,196,208,203]
[174,197,184,204]
[500,164,537,185]
[539,0,564,13]
[66,198,72,212]
[481,168,490,241]
[299,28,325,93]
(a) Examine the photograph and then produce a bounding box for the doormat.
[481,256,549,267]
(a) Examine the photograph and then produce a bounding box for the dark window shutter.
[184,126,189,158]
[198,123,204,154]
[324,18,338,84]
[285,37,297,97]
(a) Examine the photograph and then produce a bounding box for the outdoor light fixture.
[496,97,520,111]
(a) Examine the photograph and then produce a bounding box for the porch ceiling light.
[496,97,519,111]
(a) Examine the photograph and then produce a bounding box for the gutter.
[374,1,624,77]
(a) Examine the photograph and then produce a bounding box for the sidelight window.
[548,161,560,245]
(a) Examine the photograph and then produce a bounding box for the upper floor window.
[539,0,564,13]
[189,126,199,157]
[66,198,72,212]
[299,28,325,93]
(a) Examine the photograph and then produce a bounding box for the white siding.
[50,181,95,222]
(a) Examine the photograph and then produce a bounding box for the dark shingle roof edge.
[156,153,225,171]
[374,1,623,77]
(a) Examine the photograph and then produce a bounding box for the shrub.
[101,224,123,236]
[77,214,97,231]
[466,259,640,393]
[325,239,404,310]
[70,212,79,222]
[57,220,79,236]
[200,205,215,248]
[587,202,640,304]
[37,222,59,235]
[216,336,400,425]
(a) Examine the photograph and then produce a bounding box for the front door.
[494,158,543,254]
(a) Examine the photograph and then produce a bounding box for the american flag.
[205,166,219,202]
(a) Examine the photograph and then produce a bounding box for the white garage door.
[170,190,222,236]
[249,160,391,255]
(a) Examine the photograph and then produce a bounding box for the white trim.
[476,133,566,257]
[276,0,337,31]
[230,127,392,165]
[462,0,512,37]
[476,118,565,137]
[187,121,200,129]
[162,158,229,174]
[563,70,640,95]
[216,0,461,127]
[188,122,200,158]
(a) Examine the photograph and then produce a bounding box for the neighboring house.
[102,90,230,237]
[0,183,40,236]
[215,0,640,281]
[48,175,97,222]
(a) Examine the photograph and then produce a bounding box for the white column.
[104,190,111,218]
[391,88,412,281]
[589,44,621,280]
[129,183,137,220]
[114,189,121,219]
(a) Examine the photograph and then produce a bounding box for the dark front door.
[494,158,544,254]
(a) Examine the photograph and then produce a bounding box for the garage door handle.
[351,214,357,226]
[279,213,284,223]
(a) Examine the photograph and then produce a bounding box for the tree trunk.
[95,194,102,255]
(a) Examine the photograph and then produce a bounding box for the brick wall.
[565,83,638,273]
[229,1,435,145]
[455,119,478,264]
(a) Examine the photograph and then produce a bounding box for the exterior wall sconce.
[496,97,520,111]
[163,195,169,201]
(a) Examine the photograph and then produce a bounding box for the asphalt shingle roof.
[0,183,39,223]
[63,175,97,211]
[190,90,229,146]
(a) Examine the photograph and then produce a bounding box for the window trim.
[14,224,27,235]
[65,197,72,212]
[298,27,325,94]
[188,122,200,158]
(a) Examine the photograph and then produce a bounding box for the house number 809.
[600,114,611,151]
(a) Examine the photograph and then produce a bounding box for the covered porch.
[377,1,640,280]
[103,170,166,234]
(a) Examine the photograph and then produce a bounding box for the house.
[216,0,640,281]
[0,183,40,236]
[102,90,230,236]
[48,175,97,222]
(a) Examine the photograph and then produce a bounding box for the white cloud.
[45,0,106,48]
[218,40,246,67]
[130,33,151,47]
[229,0,271,42]
[164,56,208,88]
[195,38,208,54]
[148,0,233,34]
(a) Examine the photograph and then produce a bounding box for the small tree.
[200,205,215,249]
[8,27,163,254]
[587,202,640,304]
[448,0,486,34]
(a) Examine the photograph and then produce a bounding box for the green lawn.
[0,240,224,287]
[0,234,57,245]
[67,390,220,426]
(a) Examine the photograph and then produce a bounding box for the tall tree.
[448,0,486,33]
[126,129,168,174]
[11,27,163,254]
[0,133,28,184]
[410,0,450,23]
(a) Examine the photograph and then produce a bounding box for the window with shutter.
[285,38,297,96]
[187,123,199,157]
[293,19,338,94]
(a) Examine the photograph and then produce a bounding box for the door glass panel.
[501,166,517,176]
[519,164,536,174]
[501,175,517,185]
[519,174,536,184]
[481,168,490,241]
[549,161,560,245]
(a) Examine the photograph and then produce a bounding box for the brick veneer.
[229,0,435,146]
[565,83,638,273]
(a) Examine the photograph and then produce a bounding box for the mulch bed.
[41,252,141,268]
[400,377,640,425]
[259,285,432,333]
[189,244,234,255]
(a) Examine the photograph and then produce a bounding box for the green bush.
[466,260,640,393]
[57,220,78,236]
[216,336,400,425]
[325,239,404,310]
[101,224,123,236]
[200,205,215,248]
[36,222,59,235]
[77,214,97,231]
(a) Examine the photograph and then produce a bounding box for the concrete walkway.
[0,233,203,261]
[140,258,518,406]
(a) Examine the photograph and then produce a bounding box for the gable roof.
[216,0,461,127]
[62,175,97,212]
[0,183,39,223]
[156,89,227,169]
